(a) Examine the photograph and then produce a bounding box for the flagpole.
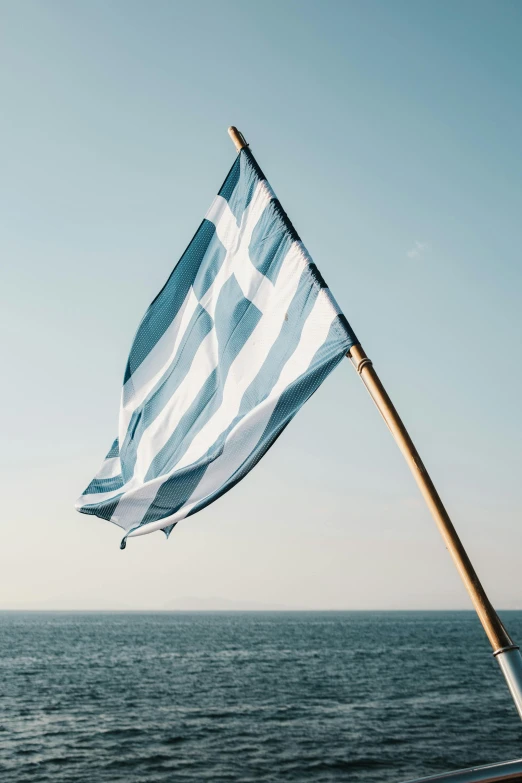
[227,125,522,719]
[347,344,522,717]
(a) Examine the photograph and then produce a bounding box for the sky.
[1,0,521,611]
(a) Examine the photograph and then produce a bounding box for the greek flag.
[76,147,357,548]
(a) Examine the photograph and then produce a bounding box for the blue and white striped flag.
[76,147,357,547]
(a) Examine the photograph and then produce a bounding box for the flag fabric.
[76,147,358,548]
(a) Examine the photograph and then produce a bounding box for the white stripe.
[79,324,219,508]
[200,183,274,318]
[205,194,230,226]
[119,287,199,447]
[120,181,276,485]
[77,485,127,507]
[131,329,217,483]
[174,242,307,472]
[207,196,236,249]
[127,288,338,538]
[119,190,234,423]
[94,457,121,480]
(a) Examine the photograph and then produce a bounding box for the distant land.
[163,596,290,611]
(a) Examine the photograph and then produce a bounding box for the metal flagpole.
[227,126,522,719]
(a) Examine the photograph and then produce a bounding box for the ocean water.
[1,612,521,782]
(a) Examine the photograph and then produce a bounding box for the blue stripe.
[337,312,358,347]
[79,493,124,522]
[191,224,227,301]
[239,267,322,409]
[84,474,124,495]
[137,462,210,528]
[248,202,294,285]
[241,148,265,183]
[225,152,259,225]
[218,156,240,202]
[186,338,346,522]
[78,439,121,498]
[106,438,119,458]
[258,318,350,445]
[181,264,322,470]
[120,304,214,482]
[123,221,211,384]
[144,274,262,481]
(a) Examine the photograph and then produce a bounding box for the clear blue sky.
[1,0,521,610]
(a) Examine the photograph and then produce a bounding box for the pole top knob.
[228,126,248,152]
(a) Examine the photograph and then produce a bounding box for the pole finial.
[228,126,248,152]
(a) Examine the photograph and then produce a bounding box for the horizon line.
[0,608,520,613]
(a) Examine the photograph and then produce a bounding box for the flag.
[76,146,358,547]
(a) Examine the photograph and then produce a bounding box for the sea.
[1,611,521,783]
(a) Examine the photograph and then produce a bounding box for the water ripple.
[0,611,521,781]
